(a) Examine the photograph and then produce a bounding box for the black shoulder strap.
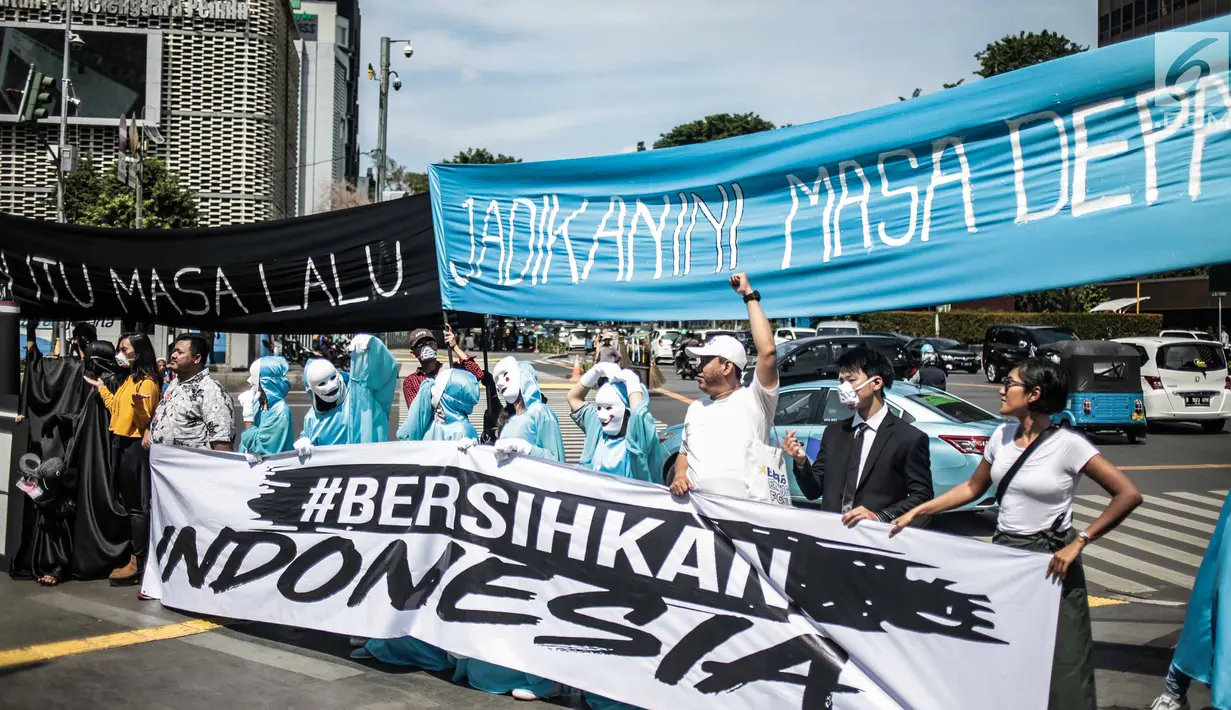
[994,426,1060,506]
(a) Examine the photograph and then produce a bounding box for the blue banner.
[431,19,1231,321]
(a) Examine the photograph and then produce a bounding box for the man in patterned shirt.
[402,326,485,408]
[145,333,235,451]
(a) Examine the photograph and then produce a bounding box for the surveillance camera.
[392,77,402,91]
[69,32,84,46]
[402,42,413,58]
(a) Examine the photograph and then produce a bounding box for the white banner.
[144,442,1060,710]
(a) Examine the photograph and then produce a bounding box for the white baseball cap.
[686,335,747,371]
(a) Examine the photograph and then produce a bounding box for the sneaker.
[1150,694,1189,710]
[511,689,539,701]
[349,646,374,660]
[348,636,368,648]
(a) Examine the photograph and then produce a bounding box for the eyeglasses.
[1000,377,1028,392]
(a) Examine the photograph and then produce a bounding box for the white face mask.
[305,359,346,404]
[418,344,438,363]
[430,368,449,409]
[837,378,875,407]
[594,383,627,436]
[493,357,522,405]
[115,352,130,368]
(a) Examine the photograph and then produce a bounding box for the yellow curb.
[1087,596,1130,608]
[0,619,226,668]
[654,388,696,405]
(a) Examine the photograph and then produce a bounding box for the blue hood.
[438,369,480,424]
[256,356,291,404]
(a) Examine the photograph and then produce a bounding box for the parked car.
[746,334,909,388]
[657,380,1004,511]
[981,324,1076,383]
[774,327,817,347]
[1039,340,1147,443]
[567,329,590,351]
[865,331,915,346]
[1115,336,1231,433]
[907,337,981,373]
[1159,329,1211,340]
[650,329,681,362]
[812,320,861,336]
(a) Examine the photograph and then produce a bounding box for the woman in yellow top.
[84,332,161,588]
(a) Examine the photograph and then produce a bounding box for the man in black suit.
[783,347,933,527]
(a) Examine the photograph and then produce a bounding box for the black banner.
[0,196,479,333]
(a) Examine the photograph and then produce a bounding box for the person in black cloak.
[10,321,90,585]
[68,340,133,580]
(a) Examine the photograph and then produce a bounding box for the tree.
[53,154,198,229]
[974,30,1085,79]
[898,80,964,102]
[652,112,775,149]
[320,182,371,212]
[972,30,1088,312]
[444,148,521,164]
[1015,284,1107,313]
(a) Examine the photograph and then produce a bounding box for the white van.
[1115,337,1231,433]
[774,327,817,347]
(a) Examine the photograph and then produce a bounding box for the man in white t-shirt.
[669,273,778,499]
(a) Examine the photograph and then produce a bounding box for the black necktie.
[841,422,868,513]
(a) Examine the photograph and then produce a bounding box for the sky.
[354,1,1098,175]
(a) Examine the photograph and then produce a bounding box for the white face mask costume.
[837,377,875,407]
[594,383,628,436]
[305,359,346,411]
[493,357,522,405]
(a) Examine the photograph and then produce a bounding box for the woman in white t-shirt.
[889,358,1142,710]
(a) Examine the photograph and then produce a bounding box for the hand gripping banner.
[145,442,1059,709]
[431,18,1231,321]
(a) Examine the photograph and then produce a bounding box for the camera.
[403,42,413,58]
[392,77,402,91]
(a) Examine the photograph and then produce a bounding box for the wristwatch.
[743,290,761,303]
[1078,531,1093,544]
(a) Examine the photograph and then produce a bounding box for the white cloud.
[356,0,1098,172]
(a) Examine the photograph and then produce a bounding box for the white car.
[774,327,817,347]
[567,329,590,350]
[1159,329,1212,340]
[1115,337,1231,433]
[813,320,861,336]
[650,329,680,362]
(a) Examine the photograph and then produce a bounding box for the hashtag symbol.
[301,477,344,523]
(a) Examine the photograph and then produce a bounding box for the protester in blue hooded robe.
[1151,495,1231,710]
[452,356,562,701]
[355,368,480,671]
[564,362,663,710]
[569,362,665,484]
[238,356,294,456]
[295,334,398,453]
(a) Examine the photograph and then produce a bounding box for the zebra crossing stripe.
[1138,494,1223,521]
[1078,545,1196,588]
[1081,567,1155,595]
[1077,494,1217,535]
[1072,504,1211,550]
[1164,491,1229,509]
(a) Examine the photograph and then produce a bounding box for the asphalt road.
[2,353,1226,709]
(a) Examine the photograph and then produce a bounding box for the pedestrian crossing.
[396,391,668,468]
[1069,489,1226,598]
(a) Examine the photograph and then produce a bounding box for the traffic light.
[18,71,55,123]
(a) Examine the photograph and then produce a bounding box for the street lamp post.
[55,6,72,224]
[374,36,411,203]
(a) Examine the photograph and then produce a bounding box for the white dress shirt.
[850,404,890,486]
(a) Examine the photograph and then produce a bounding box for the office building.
[0,0,301,227]
[1099,0,1231,46]
[292,0,360,215]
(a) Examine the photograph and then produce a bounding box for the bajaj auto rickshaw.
[1040,340,1147,443]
